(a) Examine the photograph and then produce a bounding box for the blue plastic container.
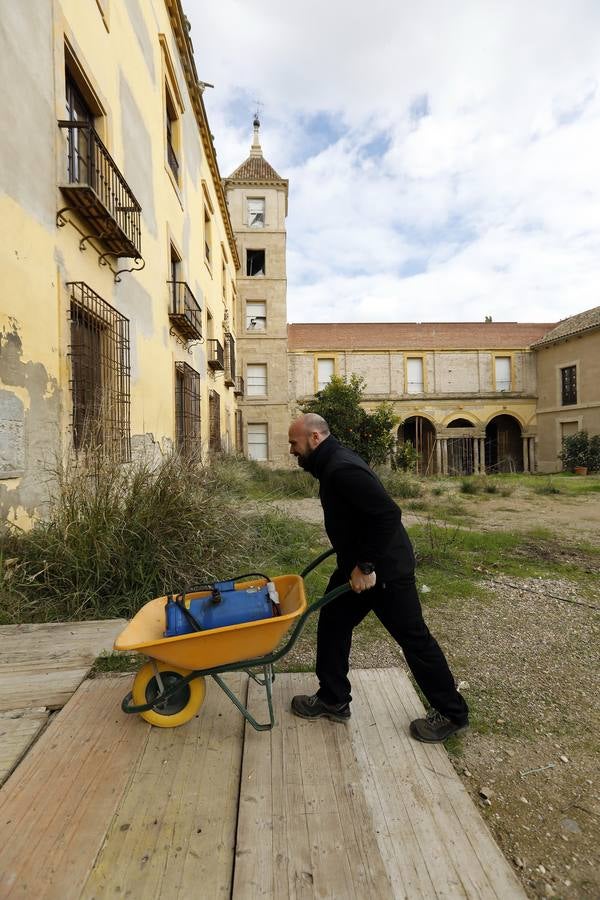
[165,580,273,637]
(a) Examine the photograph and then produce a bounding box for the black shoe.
[291,693,351,722]
[409,709,468,743]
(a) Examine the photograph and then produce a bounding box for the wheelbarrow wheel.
[132,661,206,728]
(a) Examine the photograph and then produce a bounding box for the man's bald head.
[288,414,330,465]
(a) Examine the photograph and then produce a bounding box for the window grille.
[67,281,131,461]
[209,390,221,451]
[175,362,201,455]
[235,409,243,452]
[561,366,577,406]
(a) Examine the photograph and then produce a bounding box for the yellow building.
[288,321,556,474]
[0,0,239,525]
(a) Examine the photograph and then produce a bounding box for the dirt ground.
[269,490,600,900]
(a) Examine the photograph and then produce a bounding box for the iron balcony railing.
[207,339,224,370]
[58,120,142,258]
[233,376,245,397]
[224,332,236,387]
[168,281,202,341]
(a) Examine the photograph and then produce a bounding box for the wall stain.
[0,320,61,522]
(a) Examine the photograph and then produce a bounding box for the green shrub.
[459,477,481,494]
[393,440,421,473]
[377,469,422,498]
[483,481,499,494]
[0,453,323,624]
[533,479,561,495]
[300,374,399,465]
[559,430,600,471]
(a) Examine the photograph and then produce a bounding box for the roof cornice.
[164,0,240,269]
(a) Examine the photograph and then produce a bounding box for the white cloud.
[186,0,600,323]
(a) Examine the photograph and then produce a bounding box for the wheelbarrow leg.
[212,665,276,732]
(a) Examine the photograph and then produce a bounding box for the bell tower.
[223,118,290,466]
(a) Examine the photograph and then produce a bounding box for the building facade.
[0,0,239,526]
[532,307,600,473]
[288,322,556,474]
[224,120,290,467]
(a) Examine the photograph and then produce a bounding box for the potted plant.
[559,430,591,474]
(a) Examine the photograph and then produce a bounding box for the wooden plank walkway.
[0,619,125,786]
[0,666,526,899]
[234,670,526,900]
[82,673,246,900]
[0,620,126,711]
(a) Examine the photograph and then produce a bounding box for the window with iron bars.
[67,282,131,461]
[561,365,577,406]
[175,362,201,456]
[209,390,221,452]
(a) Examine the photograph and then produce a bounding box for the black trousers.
[315,570,469,726]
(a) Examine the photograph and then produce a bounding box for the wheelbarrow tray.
[114,574,306,671]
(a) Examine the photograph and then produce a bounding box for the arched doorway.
[485,415,523,472]
[398,416,436,475]
[447,418,475,475]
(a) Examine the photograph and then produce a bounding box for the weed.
[376,469,422,498]
[0,454,326,624]
[533,479,561,495]
[91,651,143,675]
[460,478,480,494]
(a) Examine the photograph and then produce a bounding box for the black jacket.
[302,436,415,581]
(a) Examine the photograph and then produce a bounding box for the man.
[288,413,469,742]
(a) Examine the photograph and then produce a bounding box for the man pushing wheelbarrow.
[288,413,469,742]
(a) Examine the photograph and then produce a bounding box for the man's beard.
[296,453,309,469]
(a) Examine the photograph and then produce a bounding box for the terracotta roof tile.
[226,155,284,182]
[287,322,556,351]
[530,305,600,347]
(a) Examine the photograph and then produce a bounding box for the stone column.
[529,437,536,473]
[473,436,480,474]
[479,438,486,474]
[441,438,448,475]
[435,439,442,475]
[522,436,530,473]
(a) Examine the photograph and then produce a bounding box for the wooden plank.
[234,671,525,900]
[0,619,126,711]
[0,708,49,786]
[354,669,525,899]
[234,673,395,900]
[82,673,247,900]
[385,669,525,899]
[0,676,148,900]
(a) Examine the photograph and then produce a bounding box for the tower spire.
[250,106,263,158]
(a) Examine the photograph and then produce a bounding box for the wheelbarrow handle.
[299,547,336,578]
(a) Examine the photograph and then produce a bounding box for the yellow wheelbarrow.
[115,550,349,730]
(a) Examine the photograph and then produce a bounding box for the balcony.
[233,376,245,398]
[207,339,224,370]
[168,281,202,341]
[58,120,142,258]
[224,332,236,387]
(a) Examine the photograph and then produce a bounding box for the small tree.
[300,374,399,465]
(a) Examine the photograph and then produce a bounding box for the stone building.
[531,306,600,473]
[0,0,239,525]
[288,321,556,474]
[223,120,290,467]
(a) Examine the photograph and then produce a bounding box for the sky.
[186,0,600,325]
